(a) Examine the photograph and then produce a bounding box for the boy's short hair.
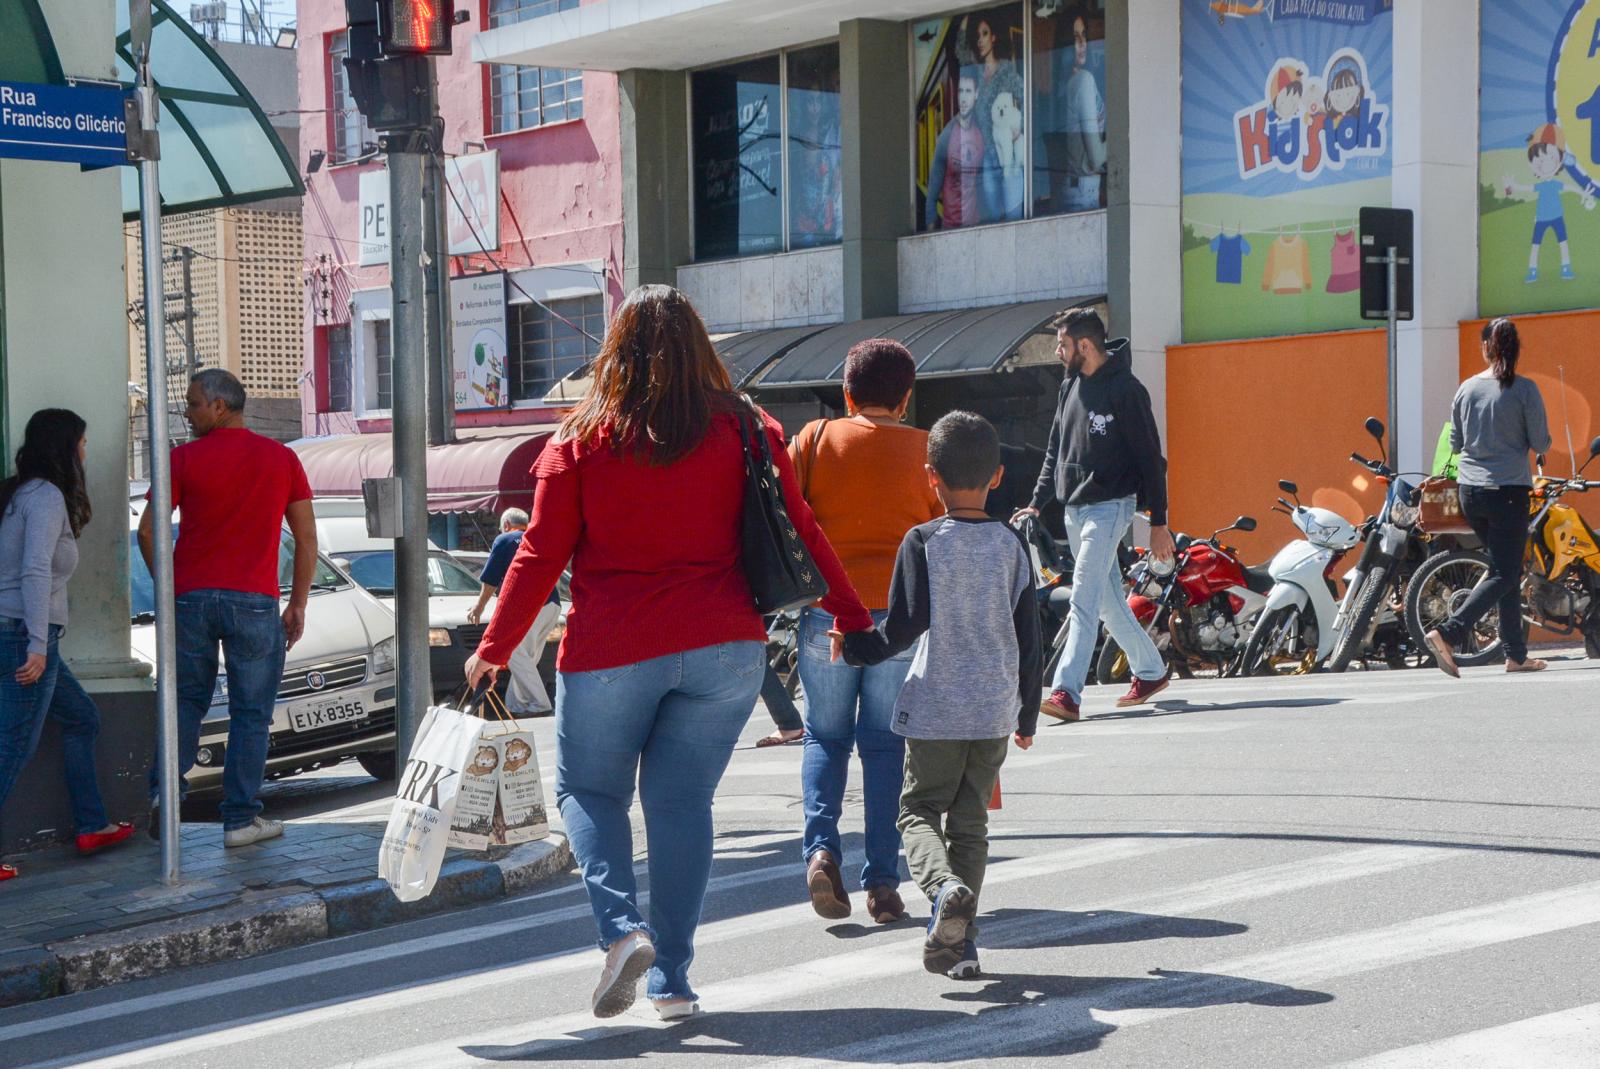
[928,410,1000,491]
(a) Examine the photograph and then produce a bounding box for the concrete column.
[1391,2,1479,472]
[1104,0,1181,441]
[619,69,691,294]
[840,19,910,320]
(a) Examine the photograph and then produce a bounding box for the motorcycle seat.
[1243,564,1275,595]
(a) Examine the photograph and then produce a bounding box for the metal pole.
[388,132,433,758]
[422,129,454,446]
[132,35,183,883]
[1386,244,1398,462]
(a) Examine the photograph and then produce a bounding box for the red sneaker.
[0,863,16,882]
[76,823,135,856]
[1116,675,1170,708]
[1040,690,1080,723]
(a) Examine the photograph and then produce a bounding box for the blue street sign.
[0,81,130,167]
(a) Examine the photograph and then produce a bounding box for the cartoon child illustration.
[1267,62,1306,123]
[1324,62,1363,131]
[925,66,985,230]
[1502,123,1597,282]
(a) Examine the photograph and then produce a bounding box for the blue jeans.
[797,606,911,891]
[149,590,285,830]
[0,620,109,835]
[555,640,762,1002]
[1053,497,1165,700]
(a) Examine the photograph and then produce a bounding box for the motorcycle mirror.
[1235,516,1257,532]
[1278,479,1299,496]
[1590,436,1600,459]
[1365,416,1385,442]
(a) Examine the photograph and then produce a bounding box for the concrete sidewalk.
[0,789,572,1008]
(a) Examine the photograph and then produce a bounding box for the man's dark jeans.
[149,590,285,830]
[1438,485,1531,663]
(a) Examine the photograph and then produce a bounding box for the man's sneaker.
[223,817,284,848]
[806,850,851,920]
[1115,674,1170,708]
[1039,689,1080,723]
[866,885,908,924]
[923,880,976,974]
[947,938,980,979]
[592,931,656,1019]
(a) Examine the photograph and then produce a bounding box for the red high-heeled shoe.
[0,863,17,882]
[76,823,135,856]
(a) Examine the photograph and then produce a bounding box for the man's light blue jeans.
[555,640,763,1003]
[1053,496,1165,701]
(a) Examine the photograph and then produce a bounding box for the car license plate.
[289,697,368,733]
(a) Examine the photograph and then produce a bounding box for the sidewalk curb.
[0,835,572,1007]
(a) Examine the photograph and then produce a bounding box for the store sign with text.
[450,272,509,412]
[358,150,501,267]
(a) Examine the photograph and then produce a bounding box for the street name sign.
[0,81,130,167]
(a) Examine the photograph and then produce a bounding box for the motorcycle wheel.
[1095,638,1130,686]
[1403,550,1503,667]
[1327,564,1390,673]
[1239,604,1299,676]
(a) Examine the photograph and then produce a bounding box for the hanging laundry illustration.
[1209,231,1252,284]
[1261,232,1311,294]
[1326,229,1359,293]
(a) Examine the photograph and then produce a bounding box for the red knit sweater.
[476,409,873,672]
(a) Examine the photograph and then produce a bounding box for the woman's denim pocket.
[717,641,763,679]
[589,661,641,687]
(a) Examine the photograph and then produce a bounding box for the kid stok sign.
[0,81,130,168]
[1234,49,1388,181]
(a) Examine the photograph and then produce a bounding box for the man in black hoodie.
[1013,309,1173,721]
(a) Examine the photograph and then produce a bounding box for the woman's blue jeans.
[797,607,911,891]
[0,619,109,835]
[555,640,762,1002]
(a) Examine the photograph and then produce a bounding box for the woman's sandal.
[0,864,17,882]
[756,729,802,748]
[1506,658,1549,673]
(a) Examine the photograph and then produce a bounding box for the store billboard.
[358,150,501,267]
[451,272,509,412]
[1179,0,1393,342]
[1479,0,1600,317]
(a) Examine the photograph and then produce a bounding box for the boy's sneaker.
[1562,265,1577,280]
[223,817,283,848]
[1040,690,1080,723]
[947,938,980,979]
[1115,674,1170,708]
[923,880,976,974]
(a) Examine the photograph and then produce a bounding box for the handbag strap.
[800,419,829,501]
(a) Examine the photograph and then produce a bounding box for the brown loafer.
[1424,630,1460,678]
[806,851,851,919]
[1506,658,1548,673]
[865,885,908,924]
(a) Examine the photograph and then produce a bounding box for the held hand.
[1149,524,1177,564]
[827,629,845,663]
[465,654,502,691]
[1010,506,1040,525]
[282,604,306,651]
[1013,732,1033,750]
[14,653,46,686]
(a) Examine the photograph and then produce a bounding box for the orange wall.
[1167,329,1389,564]
[1459,308,1600,475]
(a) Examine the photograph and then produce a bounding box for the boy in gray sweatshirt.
[839,411,1042,977]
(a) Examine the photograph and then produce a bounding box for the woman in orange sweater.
[790,340,943,925]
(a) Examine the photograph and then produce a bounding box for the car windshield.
[129,526,345,620]
[340,551,481,597]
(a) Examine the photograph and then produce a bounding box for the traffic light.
[378,0,454,55]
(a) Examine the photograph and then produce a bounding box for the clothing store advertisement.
[1479,0,1600,317]
[1179,0,1393,342]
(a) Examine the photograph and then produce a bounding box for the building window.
[373,319,392,410]
[327,324,353,411]
[786,44,843,250]
[913,2,1108,232]
[329,32,376,164]
[507,295,603,402]
[487,0,584,134]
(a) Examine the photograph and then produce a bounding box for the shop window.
[487,0,584,134]
[327,324,353,411]
[328,32,376,165]
[913,2,1107,232]
[373,319,392,411]
[508,295,604,402]
[691,45,842,261]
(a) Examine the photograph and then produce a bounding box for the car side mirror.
[1278,480,1299,495]
[1235,516,1257,532]
[332,557,351,570]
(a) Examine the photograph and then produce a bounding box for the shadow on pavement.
[980,908,1247,947]
[1071,696,1346,722]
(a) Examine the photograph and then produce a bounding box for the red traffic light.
[378,0,452,55]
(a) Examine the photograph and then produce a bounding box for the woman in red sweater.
[466,285,871,1022]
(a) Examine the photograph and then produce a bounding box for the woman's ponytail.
[1482,317,1520,388]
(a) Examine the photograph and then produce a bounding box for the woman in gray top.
[0,410,133,882]
[1425,319,1553,677]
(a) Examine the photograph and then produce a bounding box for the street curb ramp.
[0,836,572,1007]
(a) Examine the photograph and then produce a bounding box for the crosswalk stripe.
[328,843,1449,1069]
[1332,1001,1600,1067]
[755,880,1600,1068]
[22,836,1197,1069]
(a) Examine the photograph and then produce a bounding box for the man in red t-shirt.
[138,370,317,847]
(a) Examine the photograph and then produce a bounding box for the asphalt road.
[6,655,1600,1068]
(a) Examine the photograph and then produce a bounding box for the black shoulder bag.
[735,400,829,613]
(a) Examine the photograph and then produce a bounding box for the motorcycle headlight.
[372,636,397,675]
[1390,500,1419,529]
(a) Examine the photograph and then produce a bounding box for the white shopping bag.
[449,689,551,851]
[378,702,485,902]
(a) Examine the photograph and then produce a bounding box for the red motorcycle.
[1096,516,1272,682]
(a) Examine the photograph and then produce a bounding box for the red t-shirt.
[476,409,873,672]
[161,428,313,598]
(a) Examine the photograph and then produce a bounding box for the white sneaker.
[654,999,700,1022]
[224,817,284,848]
[591,931,655,1018]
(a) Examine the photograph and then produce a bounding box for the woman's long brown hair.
[1482,317,1520,388]
[562,285,738,465]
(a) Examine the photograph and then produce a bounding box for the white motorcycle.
[1236,479,1362,675]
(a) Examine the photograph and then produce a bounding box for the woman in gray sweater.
[0,410,133,882]
[1425,318,1553,677]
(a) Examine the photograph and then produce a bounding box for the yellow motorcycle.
[1405,438,1600,664]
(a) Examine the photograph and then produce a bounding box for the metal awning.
[291,426,556,514]
[541,324,830,404]
[113,0,301,219]
[753,298,1105,391]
